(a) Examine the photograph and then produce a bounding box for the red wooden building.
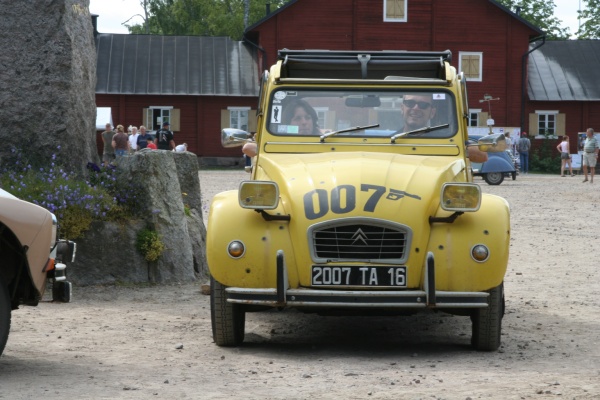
[245,0,542,133]
[94,1,600,160]
[94,34,259,161]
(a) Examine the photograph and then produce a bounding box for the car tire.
[0,275,11,357]
[484,172,504,185]
[471,283,504,351]
[210,276,245,347]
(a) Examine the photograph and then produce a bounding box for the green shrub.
[530,131,560,174]
[136,228,165,262]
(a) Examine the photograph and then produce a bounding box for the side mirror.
[477,133,507,153]
[221,128,251,148]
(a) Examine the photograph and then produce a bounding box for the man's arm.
[242,142,258,157]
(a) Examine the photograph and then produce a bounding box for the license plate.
[311,266,406,287]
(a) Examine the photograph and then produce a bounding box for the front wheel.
[0,275,11,357]
[210,276,245,347]
[484,172,504,185]
[471,283,505,351]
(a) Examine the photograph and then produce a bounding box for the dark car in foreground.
[469,135,517,185]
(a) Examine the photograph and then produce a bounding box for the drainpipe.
[521,35,546,131]
[242,33,268,75]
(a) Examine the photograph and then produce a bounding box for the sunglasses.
[403,100,432,110]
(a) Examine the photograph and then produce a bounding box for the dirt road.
[1,171,599,399]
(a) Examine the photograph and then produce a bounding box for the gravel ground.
[1,170,599,399]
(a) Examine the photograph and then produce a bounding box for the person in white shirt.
[175,143,188,152]
[128,126,139,153]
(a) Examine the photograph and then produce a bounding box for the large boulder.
[69,150,208,285]
[0,0,98,174]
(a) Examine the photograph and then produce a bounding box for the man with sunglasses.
[400,93,487,163]
[401,94,437,131]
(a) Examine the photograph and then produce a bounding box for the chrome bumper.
[226,251,489,309]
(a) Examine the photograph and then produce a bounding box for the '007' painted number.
[303,184,388,220]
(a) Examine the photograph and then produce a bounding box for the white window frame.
[383,0,407,22]
[535,110,559,137]
[147,106,173,131]
[459,52,483,82]
[468,108,482,127]
[228,107,250,131]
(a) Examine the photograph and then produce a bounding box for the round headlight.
[471,244,489,262]
[227,240,246,258]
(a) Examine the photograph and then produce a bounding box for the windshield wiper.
[320,124,380,142]
[390,124,450,143]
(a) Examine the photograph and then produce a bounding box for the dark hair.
[283,99,320,134]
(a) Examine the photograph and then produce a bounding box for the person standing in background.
[504,132,513,156]
[101,123,115,166]
[581,128,599,183]
[136,126,152,150]
[112,124,130,160]
[556,136,574,177]
[128,126,139,154]
[155,121,176,150]
[517,132,531,174]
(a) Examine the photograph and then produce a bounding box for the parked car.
[469,135,517,185]
[0,188,75,356]
[209,49,510,351]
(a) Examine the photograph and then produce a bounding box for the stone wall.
[0,0,98,174]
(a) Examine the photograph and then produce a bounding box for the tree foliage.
[495,0,571,40]
[126,0,289,40]
[577,0,600,39]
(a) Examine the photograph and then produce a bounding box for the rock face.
[0,0,98,174]
[69,151,208,286]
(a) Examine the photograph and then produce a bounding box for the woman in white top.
[556,136,574,177]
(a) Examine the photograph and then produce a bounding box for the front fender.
[480,156,514,173]
[427,194,509,292]
[207,190,296,288]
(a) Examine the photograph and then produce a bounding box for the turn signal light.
[227,241,246,258]
[441,183,481,212]
[471,244,490,262]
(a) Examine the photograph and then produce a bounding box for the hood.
[256,152,466,225]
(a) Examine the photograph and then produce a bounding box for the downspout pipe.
[521,35,546,131]
[242,33,268,77]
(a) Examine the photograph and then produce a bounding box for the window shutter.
[171,109,181,132]
[248,110,257,132]
[221,110,230,130]
[143,108,149,130]
[463,55,480,80]
[478,112,488,127]
[386,0,405,19]
[556,113,565,136]
[529,114,539,135]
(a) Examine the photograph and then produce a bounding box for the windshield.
[267,89,458,139]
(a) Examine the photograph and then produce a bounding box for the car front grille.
[309,219,410,263]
